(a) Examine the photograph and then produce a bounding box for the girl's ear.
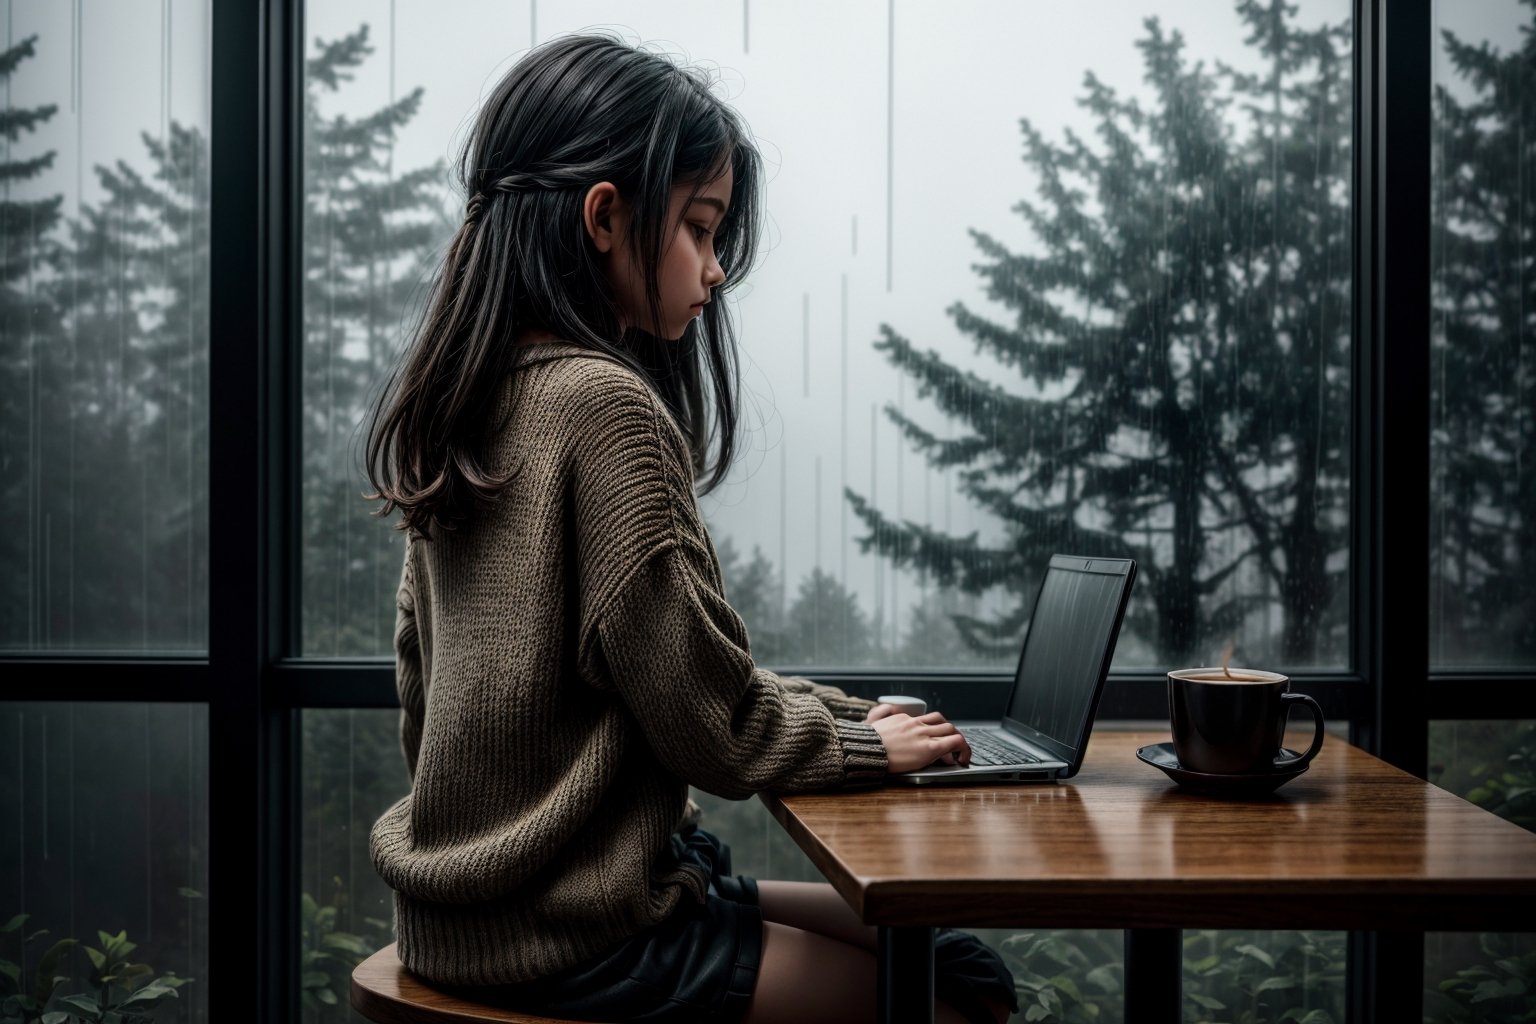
[583,181,625,253]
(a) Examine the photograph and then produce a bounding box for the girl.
[363,32,1019,1024]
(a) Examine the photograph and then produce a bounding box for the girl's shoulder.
[508,340,638,390]
[508,337,625,367]
[508,341,661,417]
[501,342,690,464]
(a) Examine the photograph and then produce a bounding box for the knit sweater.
[368,340,890,988]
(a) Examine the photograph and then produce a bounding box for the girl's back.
[372,343,702,986]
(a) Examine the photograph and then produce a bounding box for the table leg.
[1124,928,1180,1022]
[877,925,935,1024]
[1349,930,1423,1022]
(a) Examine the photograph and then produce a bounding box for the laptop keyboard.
[966,730,1041,766]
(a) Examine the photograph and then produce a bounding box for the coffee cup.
[875,695,927,717]
[1167,668,1324,775]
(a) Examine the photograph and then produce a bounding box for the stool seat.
[351,942,609,1024]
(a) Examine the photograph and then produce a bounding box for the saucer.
[1136,741,1308,795]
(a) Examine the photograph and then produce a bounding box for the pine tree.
[897,585,990,670]
[37,117,210,651]
[301,24,453,655]
[782,567,874,666]
[0,33,64,647]
[848,1,1352,666]
[712,531,879,668]
[132,122,211,650]
[51,156,156,647]
[1430,1,1536,665]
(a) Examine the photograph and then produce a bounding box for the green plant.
[1424,934,1536,1024]
[997,930,1122,1023]
[299,876,391,1016]
[0,913,191,1024]
[1182,930,1346,1024]
[0,913,76,1024]
[1462,728,1536,834]
[53,929,189,1024]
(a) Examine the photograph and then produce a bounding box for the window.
[0,702,209,1023]
[299,0,1353,675]
[0,3,211,652]
[1428,0,1535,670]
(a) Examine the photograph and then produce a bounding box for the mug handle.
[1274,693,1325,769]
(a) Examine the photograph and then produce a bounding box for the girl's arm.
[580,536,889,799]
[566,367,889,798]
[777,676,878,722]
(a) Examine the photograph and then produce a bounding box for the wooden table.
[759,730,1536,1023]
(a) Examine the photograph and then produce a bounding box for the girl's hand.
[871,711,972,773]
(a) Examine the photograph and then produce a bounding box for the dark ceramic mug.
[1167,668,1325,775]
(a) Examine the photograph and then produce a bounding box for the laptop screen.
[1003,558,1133,757]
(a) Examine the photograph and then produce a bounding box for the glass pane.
[0,702,209,1022]
[1429,0,1536,669]
[298,10,420,657]
[989,928,1123,1022]
[1425,932,1536,1022]
[300,0,1352,672]
[1425,721,1536,1020]
[0,2,211,652]
[1429,720,1536,833]
[299,709,408,1023]
[1182,930,1345,1022]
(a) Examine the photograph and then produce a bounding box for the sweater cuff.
[822,694,879,722]
[833,719,888,789]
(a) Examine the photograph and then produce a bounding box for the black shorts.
[439,825,1018,1024]
[434,825,763,1023]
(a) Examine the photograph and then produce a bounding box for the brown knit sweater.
[368,340,890,988]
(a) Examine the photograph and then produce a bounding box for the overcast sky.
[5,0,1525,658]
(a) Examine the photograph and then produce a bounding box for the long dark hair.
[364,32,763,537]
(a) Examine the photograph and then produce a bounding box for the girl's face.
[589,164,732,341]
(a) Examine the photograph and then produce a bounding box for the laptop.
[891,554,1137,785]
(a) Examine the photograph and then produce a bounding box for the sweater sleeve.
[568,366,888,797]
[394,538,426,785]
[778,676,880,722]
[581,539,889,799]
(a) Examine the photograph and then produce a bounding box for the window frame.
[4,0,1534,1021]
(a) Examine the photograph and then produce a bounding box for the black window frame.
[5,0,1533,1020]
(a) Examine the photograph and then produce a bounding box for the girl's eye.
[690,223,710,241]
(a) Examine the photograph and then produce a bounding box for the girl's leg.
[742,921,978,1024]
[756,880,876,951]
[754,882,1012,1024]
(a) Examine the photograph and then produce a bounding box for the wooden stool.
[351,942,608,1024]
